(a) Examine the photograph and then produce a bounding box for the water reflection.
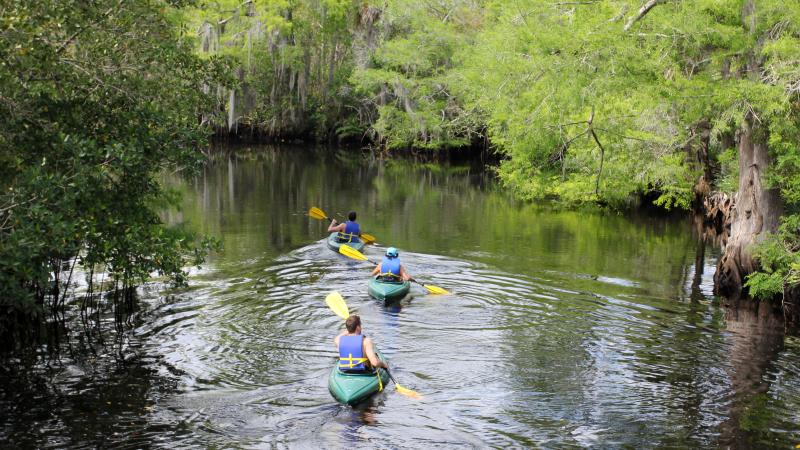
[719,297,788,448]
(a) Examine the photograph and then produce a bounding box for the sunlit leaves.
[350,0,485,149]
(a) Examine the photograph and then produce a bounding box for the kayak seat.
[339,368,376,374]
[376,275,403,283]
[336,232,360,243]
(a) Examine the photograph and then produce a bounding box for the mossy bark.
[714,119,783,296]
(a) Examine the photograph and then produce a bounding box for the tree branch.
[624,0,665,32]
[56,0,126,54]
[587,107,606,195]
[591,128,606,195]
[593,126,651,142]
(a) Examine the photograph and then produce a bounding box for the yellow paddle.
[325,291,349,319]
[409,279,449,295]
[308,206,330,221]
[338,244,450,295]
[308,207,376,244]
[325,290,422,400]
[386,369,422,399]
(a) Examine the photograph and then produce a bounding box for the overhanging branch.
[624,0,665,32]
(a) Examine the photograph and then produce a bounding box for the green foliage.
[747,214,800,300]
[0,0,224,337]
[716,147,740,194]
[745,271,786,300]
[767,109,800,206]
[347,0,484,150]
[450,0,800,212]
[183,0,361,139]
[455,1,699,207]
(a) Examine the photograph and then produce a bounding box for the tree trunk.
[714,118,783,296]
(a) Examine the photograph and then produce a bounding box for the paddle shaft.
[339,244,446,293]
[311,207,376,243]
[410,278,428,290]
[385,367,398,386]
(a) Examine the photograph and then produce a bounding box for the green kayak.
[368,277,411,301]
[328,350,390,405]
[326,232,366,252]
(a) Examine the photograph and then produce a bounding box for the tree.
[0,0,226,340]
[350,0,485,150]
[457,0,699,208]
[457,0,800,296]
[186,0,360,140]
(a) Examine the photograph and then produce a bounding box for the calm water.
[2,146,799,448]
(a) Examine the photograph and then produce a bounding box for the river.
[1,146,799,448]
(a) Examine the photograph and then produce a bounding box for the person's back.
[334,314,388,372]
[340,218,360,243]
[328,211,361,243]
[372,247,411,281]
[338,334,368,372]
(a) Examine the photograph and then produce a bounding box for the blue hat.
[385,247,399,258]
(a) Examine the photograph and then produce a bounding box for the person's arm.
[334,333,341,350]
[400,265,412,281]
[363,337,388,369]
[371,263,381,276]
[327,220,345,232]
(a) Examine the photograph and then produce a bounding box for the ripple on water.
[14,236,793,448]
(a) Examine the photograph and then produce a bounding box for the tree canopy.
[0,0,225,338]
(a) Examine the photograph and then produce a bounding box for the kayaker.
[328,211,361,244]
[335,314,388,372]
[371,247,412,282]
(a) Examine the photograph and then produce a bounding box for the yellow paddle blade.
[339,244,369,261]
[325,291,349,319]
[361,233,376,244]
[395,383,423,400]
[308,207,329,220]
[423,284,450,295]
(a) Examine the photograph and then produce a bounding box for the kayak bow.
[368,277,411,302]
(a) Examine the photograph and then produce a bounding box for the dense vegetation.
[0,0,224,340]
[194,0,800,300]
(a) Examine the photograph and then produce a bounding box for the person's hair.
[345,314,361,333]
[348,211,357,221]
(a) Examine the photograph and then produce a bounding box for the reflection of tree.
[690,240,706,302]
[630,284,728,447]
[718,297,785,449]
[167,145,700,303]
[501,295,596,441]
[0,296,170,447]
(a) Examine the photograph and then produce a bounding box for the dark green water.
[2,146,799,448]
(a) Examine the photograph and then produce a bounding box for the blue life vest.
[338,221,361,243]
[339,335,368,371]
[380,256,401,279]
